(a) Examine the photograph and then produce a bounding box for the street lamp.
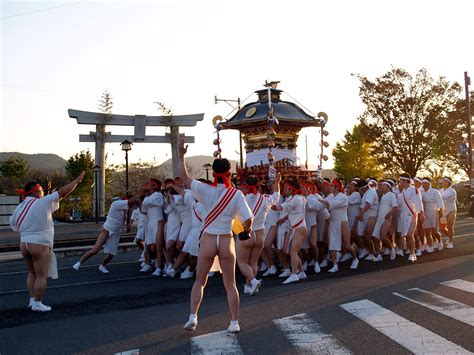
[92,165,100,224]
[120,140,133,195]
[203,163,212,180]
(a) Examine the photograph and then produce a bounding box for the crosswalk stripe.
[440,279,474,294]
[340,299,471,354]
[114,349,140,355]
[273,313,352,354]
[190,330,243,355]
[393,288,474,326]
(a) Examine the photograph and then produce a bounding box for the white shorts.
[104,231,121,255]
[178,222,192,243]
[182,227,200,257]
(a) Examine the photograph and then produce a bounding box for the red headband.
[17,184,42,197]
[244,183,259,195]
[331,179,344,193]
[305,182,318,195]
[211,170,232,188]
[149,180,160,190]
[322,180,331,187]
[285,182,302,195]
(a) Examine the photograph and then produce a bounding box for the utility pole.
[464,72,474,217]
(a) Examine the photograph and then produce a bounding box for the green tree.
[98,89,113,115]
[332,125,383,180]
[0,156,29,179]
[356,68,462,177]
[63,151,94,218]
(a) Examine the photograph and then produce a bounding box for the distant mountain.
[0,152,67,173]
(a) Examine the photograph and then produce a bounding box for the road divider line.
[340,299,470,354]
[393,289,474,326]
[440,279,474,294]
[191,330,243,355]
[0,275,152,295]
[273,313,352,354]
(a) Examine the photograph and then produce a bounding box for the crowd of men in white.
[73,172,458,290]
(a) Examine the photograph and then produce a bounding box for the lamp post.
[120,140,133,195]
[92,165,100,224]
[203,163,212,180]
[464,72,474,217]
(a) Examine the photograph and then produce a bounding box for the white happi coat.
[326,192,349,251]
[372,192,398,238]
[347,191,361,230]
[182,199,206,257]
[399,186,423,236]
[191,180,253,235]
[280,194,306,230]
[142,191,164,245]
[245,192,280,231]
[439,187,457,219]
[421,187,444,229]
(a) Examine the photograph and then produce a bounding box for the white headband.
[421,179,431,184]
[413,177,422,183]
[382,181,392,188]
[443,177,452,183]
[399,176,411,182]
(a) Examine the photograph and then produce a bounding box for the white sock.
[29,297,34,305]
[230,320,239,326]
[189,313,197,322]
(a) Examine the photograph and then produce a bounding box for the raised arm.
[58,171,85,199]
[178,138,193,188]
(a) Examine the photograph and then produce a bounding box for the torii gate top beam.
[68,109,204,127]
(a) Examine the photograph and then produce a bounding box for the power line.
[1,2,81,20]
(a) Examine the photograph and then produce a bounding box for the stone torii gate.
[68,109,204,217]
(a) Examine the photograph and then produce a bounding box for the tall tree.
[356,68,462,177]
[64,151,94,218]
[332,124,383,180]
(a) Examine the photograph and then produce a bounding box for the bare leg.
[79,229,109,264]
[289,228,306,274]
[261,226,277,268]
[29,244,51,301]
[446,212,456,243]
[236,238,254,282]
[20,243,35,297]
[190,235,217,315]
[248,229,265,277]
[101,253,114,266]
[218,235,240,321]
[341,222,356,258]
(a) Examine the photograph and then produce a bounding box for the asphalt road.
[0,217,473,354]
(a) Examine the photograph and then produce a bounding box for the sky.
[1,0,473,170]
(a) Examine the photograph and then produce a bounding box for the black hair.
[285,178,300,191]
[150,178,162,190]
[246,176,259,186]
[400,172,411,180]
[24,181,39,196]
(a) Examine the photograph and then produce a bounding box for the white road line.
[440,279,474,294]
[0,275,152,295]
[340,299,471,354]
[393,288,474,326]
[0,260,141,276]
[190,330,243,355]
[114,349,140,355]
[273,313,352,354]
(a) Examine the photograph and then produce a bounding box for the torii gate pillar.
[69,109,204,217]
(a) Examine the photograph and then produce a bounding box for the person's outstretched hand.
[179,138,188,157]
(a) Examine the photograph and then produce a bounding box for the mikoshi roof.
[220,88,322,129]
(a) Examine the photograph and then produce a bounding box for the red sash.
[402,190,415,217]
[200,187,237,237]
[17,198,38,229]
[192,203,202,223]
[251,194,264,217]
[291,218,304,229]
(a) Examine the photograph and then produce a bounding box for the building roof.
[220,88,322,129]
